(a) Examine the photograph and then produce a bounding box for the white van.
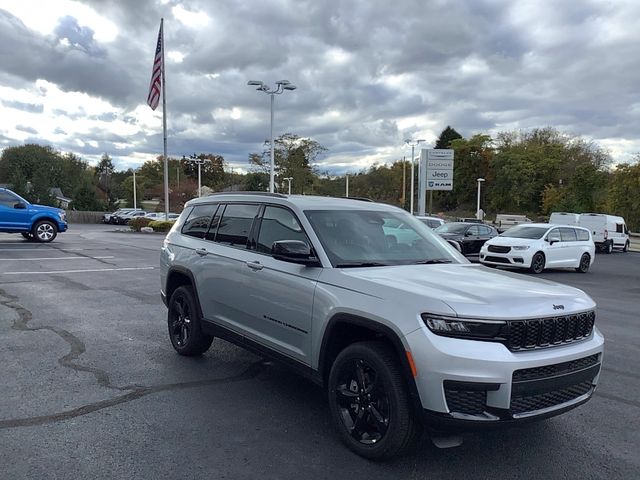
[549,212,580,227]
[494,214,532,232]
[578,213,629,253]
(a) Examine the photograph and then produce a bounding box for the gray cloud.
[0,0,639,170]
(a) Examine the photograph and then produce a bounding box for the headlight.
[512,245,530,250]
[422,313,505,339]
[58,211,66,221]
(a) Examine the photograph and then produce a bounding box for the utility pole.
[345,174,349,197]
[401,156,406,209]
[133,169,137,210]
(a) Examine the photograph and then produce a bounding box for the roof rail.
[206,191,287,198]
[344,196,373,202]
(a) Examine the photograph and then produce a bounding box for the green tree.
[607,161,640,231]
[71,175,102,211]
[434,126,462,149]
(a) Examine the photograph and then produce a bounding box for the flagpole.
[161,18,169,220]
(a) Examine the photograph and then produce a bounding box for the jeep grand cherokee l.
[160,193,604,459]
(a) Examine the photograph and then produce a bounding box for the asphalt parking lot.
[0,224,638,480]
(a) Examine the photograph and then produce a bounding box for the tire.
[605,241,613,254]
[21,232,34,241]
[327,341,419,460]
[623,242,629,253]
[529,252,545,274]
[167,285,213,356]
[575,253,591,273]
[32,220,57,243]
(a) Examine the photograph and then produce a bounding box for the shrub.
[128,217,153,231]
[149,220,174,232]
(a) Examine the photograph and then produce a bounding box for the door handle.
[195,248,208,256]
[246,261,263,271]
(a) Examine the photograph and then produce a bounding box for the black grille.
[505,311,595,351]
[513,354,600,382]
[484,255,510,264]
[444,389,486,415]
[510,381,593,414]
[488,245,511,253]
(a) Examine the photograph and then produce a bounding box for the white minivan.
[480,223,595,273]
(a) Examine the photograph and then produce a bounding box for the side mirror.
[547,235,561,245]
[14,202,27,210]
[272,240,321,266]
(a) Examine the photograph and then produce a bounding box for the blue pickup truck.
[0,187,68,242]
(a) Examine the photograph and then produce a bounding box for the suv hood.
[32,204,64,215]
[334,263,594,319]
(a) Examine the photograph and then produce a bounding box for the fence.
[66,211,105,224]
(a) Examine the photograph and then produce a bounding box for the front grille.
[505,311,595,351]
[444,389,486,415]
[510,381,593,414]
[488,245,511,253]
[513,354,600,382]
[484,255,510,264]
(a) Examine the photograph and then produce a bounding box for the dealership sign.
[417,149,454,215]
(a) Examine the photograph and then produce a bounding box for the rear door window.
[559,227,577,242]
[215,204,260,247]
[181,204,218,239]
[576,228,590,241]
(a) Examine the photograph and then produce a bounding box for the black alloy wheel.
[575,253,591,273]
[167,286,213,356]
[328,342,419,459]
[529,252,545,274]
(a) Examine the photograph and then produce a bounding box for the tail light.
[604,229,608,239]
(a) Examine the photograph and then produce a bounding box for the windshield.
[500,225,549,239]
[435,223,467,234]
[304,209,465,267]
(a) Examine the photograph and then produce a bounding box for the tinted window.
[181,204,217,239]
[576,228,590,241]
[424,219,441,228]
[0,191,19,207]
[560,227,577,242]
[501,226,548,239]
[548,228,561,241]
[616,223,624,233]
[467,226,480,236]
[478,225,493,235]
[216,204,260,247]
[257,206,308,254]
[435,223,468,234]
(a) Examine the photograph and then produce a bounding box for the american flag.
[147,21,163,110]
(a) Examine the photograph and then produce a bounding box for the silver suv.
[160,193,604,459]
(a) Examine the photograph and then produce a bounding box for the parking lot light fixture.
[183,154,208,198]
[283,177,293,195]
[247,79,297,193]
[405,139,426,214]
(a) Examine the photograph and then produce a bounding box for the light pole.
[132,169,137,210]
[247,80,297,193]
[283,177,293,195]
[345,174,349,197]
[183,154,208,198]
[404,139,425,214]
[476,178,485,220]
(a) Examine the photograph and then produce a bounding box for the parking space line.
[0,248,87,251]
[0,256,114,261]
[2,266,155,275]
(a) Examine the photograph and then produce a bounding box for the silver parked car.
[160,193,604,459]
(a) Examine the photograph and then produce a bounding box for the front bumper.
[479,248,533,267]
[405,326,604,426]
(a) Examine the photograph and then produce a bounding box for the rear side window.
[576,229,590,241]
[181,204,217,239]
[559,227,577,242]
[257,206,309,254]
[616,223,624,233]
[216,204,260,247]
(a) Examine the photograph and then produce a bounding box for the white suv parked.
[160,194,604,459]
[480,223,596,273]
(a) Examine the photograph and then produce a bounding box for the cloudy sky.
[0,0,639,174]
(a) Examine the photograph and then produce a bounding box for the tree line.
[0,127,638,230]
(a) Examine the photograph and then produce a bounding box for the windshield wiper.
[335,262,390,268]
[413,258,453,264]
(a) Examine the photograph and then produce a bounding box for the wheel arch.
[318,314,422,410]
[165,266,204,318]
[31,215,62,230]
